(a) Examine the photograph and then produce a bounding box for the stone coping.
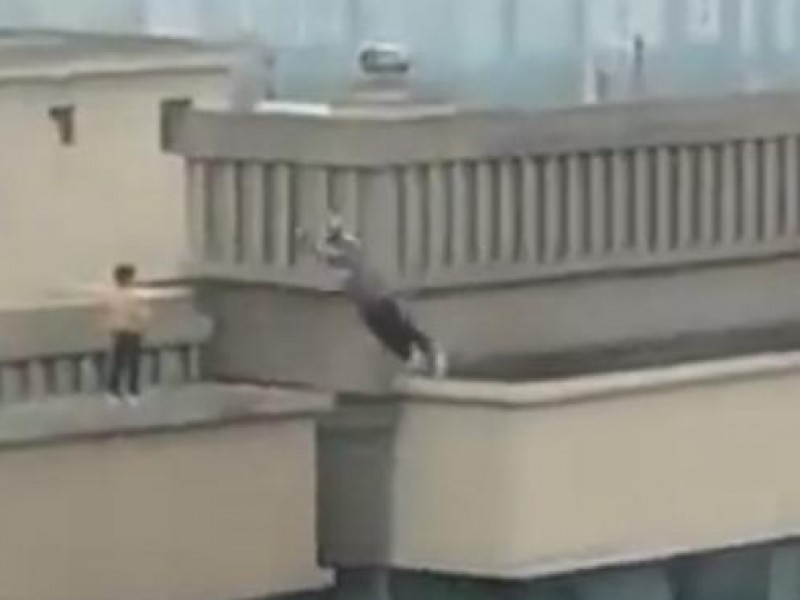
[0,384,332,450]
[175,91,800,165]
[394,351,800,409]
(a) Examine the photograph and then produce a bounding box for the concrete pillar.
[28,361,47,398]
[677,146,695,248]
[677,547,770,600]
[450,162,470,267]
[80,355,102,393]
[401,166,426,274]
[362,168,402,280]
[654,147,672,252]
[475,161,494,265]
[784,137,799,236]
[428,164,449,272]
[542,157,560,263]
[296,166,332,275]
[587,152,613,257]
[768,544,800,600]
[520,157,539,262]
[633,148,651,252]
[498,159,518,262]
[241,162,266,265]
[564,154,582,260]
[186,160,207,263]
[699,145,717,245]
[571,566,674,600]
[721,142,738,246]
[270,163,294,268]
[334,568,391,600]
[763,139,780,241]
[609,150,628,253]
[741,140,759,243]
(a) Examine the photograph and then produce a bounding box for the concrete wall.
[0,384,332,600]
[0,62,226,302]
[390,353,800,579]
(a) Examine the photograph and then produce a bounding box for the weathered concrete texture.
[673,547,771,600]
[174,92,800,164]
[0,383,331,449]
[0,384,332,600]
[195,257,800,393]
[769,544,800,600]
[317,399,399,567]
[571,566,674,600]
[197,284,398,394]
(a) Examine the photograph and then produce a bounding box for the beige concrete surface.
[0,31,230,302]
[391,352,800,579]
[0,385,332,600]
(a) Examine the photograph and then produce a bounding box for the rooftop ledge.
[0,384,333,450]
[393,351,800,408]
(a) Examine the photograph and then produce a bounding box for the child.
[103,264,151,403]
[299,215,448,377]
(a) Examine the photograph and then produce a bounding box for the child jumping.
[299,215,448,378]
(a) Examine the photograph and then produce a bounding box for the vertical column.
[186,160,206,263]
[541,157,560,263]
[677,147,695,249]
[54,360,75,395]
[210,162,238,264]
[80,356,102,394]
[296,166,330,274]
[427,164,449,272]
[28,362,47,399]
[699,146,717,246]
[400,167,425,274]
[741,140,759,243]
[242,163,266,265]
[589,153,608,255]
[785,137,799,236]
[565,154,583,260]
[498,160,518,262]
[271,163,294,267]
[449,162,470,267]
[475,161,494,265]
[763,139,780,242]
[338,169,362,234]
[654,148,672,253]
[0,367,22,403]
[720,143,739,246]
[610,150,629,253]
[361,168,402,280]
[520,157,540,263]
[161,350,184,387]
[634,149,651,253]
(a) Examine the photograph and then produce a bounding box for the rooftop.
[0,27,233,79]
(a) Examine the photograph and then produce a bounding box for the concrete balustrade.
[170,96,800,394]
[0,287,211,402]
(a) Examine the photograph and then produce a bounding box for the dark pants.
[108,331,142,396]
[359,296,434,362]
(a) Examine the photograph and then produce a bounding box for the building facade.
[3,0,800,108]
[0,30,231,302]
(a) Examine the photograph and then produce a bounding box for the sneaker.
[105,393,123,406]
[125,394,141,407]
